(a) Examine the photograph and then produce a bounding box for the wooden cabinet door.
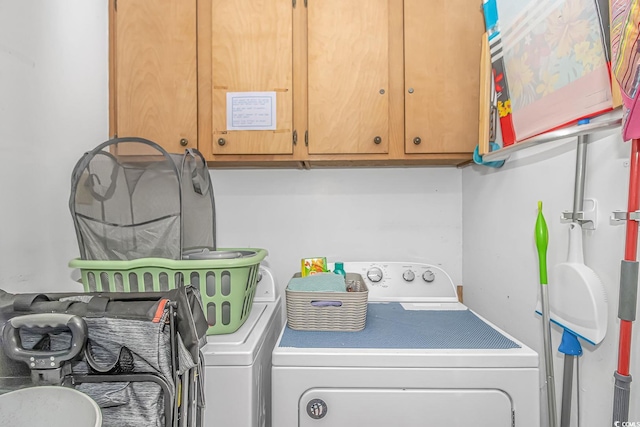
[307,0,389,155]
[210,0,293,155]
[404,0,483,154]
[112,0,197,154]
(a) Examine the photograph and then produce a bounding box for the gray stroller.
[0,286,207,427]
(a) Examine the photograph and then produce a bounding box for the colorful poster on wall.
[611,0,640,139]
[483,0,516,147]
[484,0,613,142]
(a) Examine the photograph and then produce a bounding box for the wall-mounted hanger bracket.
[611,210,640,222]
[561,198,598,230]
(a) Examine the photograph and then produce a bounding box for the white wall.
[0,1,464,295]
[0,0,109,292]
[211,167,463,290]
[463,129,640,426]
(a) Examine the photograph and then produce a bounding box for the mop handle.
[624,139,640,263]
[613,138,640,426]
[619,138,640,375]
[536,201,558,427]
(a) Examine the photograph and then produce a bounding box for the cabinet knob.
[374,136,382,144]
[408,88,414,94]
[218,138,226,146]
[413,137,422,145]
[180,138,188,147]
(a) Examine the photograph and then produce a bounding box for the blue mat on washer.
[279,303,520,349]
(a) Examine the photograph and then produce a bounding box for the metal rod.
[576,357,581,427]
[560,135,589,427]
[562,134,586,427]
[542,285,558,427]
[560,355,575,427]
[573,135,589,216]
[482,111,622,162]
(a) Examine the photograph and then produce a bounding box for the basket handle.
[184,148,209,196]
[83,151,120,202]
[311,301,343,307]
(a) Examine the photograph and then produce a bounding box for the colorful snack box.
[301,257,327,277]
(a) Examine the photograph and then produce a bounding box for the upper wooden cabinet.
[209,0,293,155]
[109,0,484,166]
[307,0,389,155]
[404,0,482,154]
[110,0,198,154]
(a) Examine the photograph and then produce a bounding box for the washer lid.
[202,298,281,366]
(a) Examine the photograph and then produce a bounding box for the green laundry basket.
[69,248,267,335]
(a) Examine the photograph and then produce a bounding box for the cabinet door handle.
[180,138,188,147]
[218,138,226,146]
[374,136,382,144]
[413,137,422,145]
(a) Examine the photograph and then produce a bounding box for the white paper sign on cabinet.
[226,91,277,131]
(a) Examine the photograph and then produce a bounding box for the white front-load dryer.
[272,261,540,427]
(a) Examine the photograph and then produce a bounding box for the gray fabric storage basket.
[69,137,215,261]
[285,273,368,331]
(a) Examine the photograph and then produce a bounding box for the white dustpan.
[536,222,608,345]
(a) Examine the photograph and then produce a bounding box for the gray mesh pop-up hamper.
[69,137,215,261]
[68,137,267,335]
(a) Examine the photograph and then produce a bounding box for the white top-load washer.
[272,261,540,427]
[202,264,283,427]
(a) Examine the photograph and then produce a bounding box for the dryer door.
[300,388,513,426]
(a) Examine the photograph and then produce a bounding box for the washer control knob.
[402,270,415,282]
[366,267,383,283]
[422,270,435,283]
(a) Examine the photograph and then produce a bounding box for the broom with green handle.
[536,201,558,427]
